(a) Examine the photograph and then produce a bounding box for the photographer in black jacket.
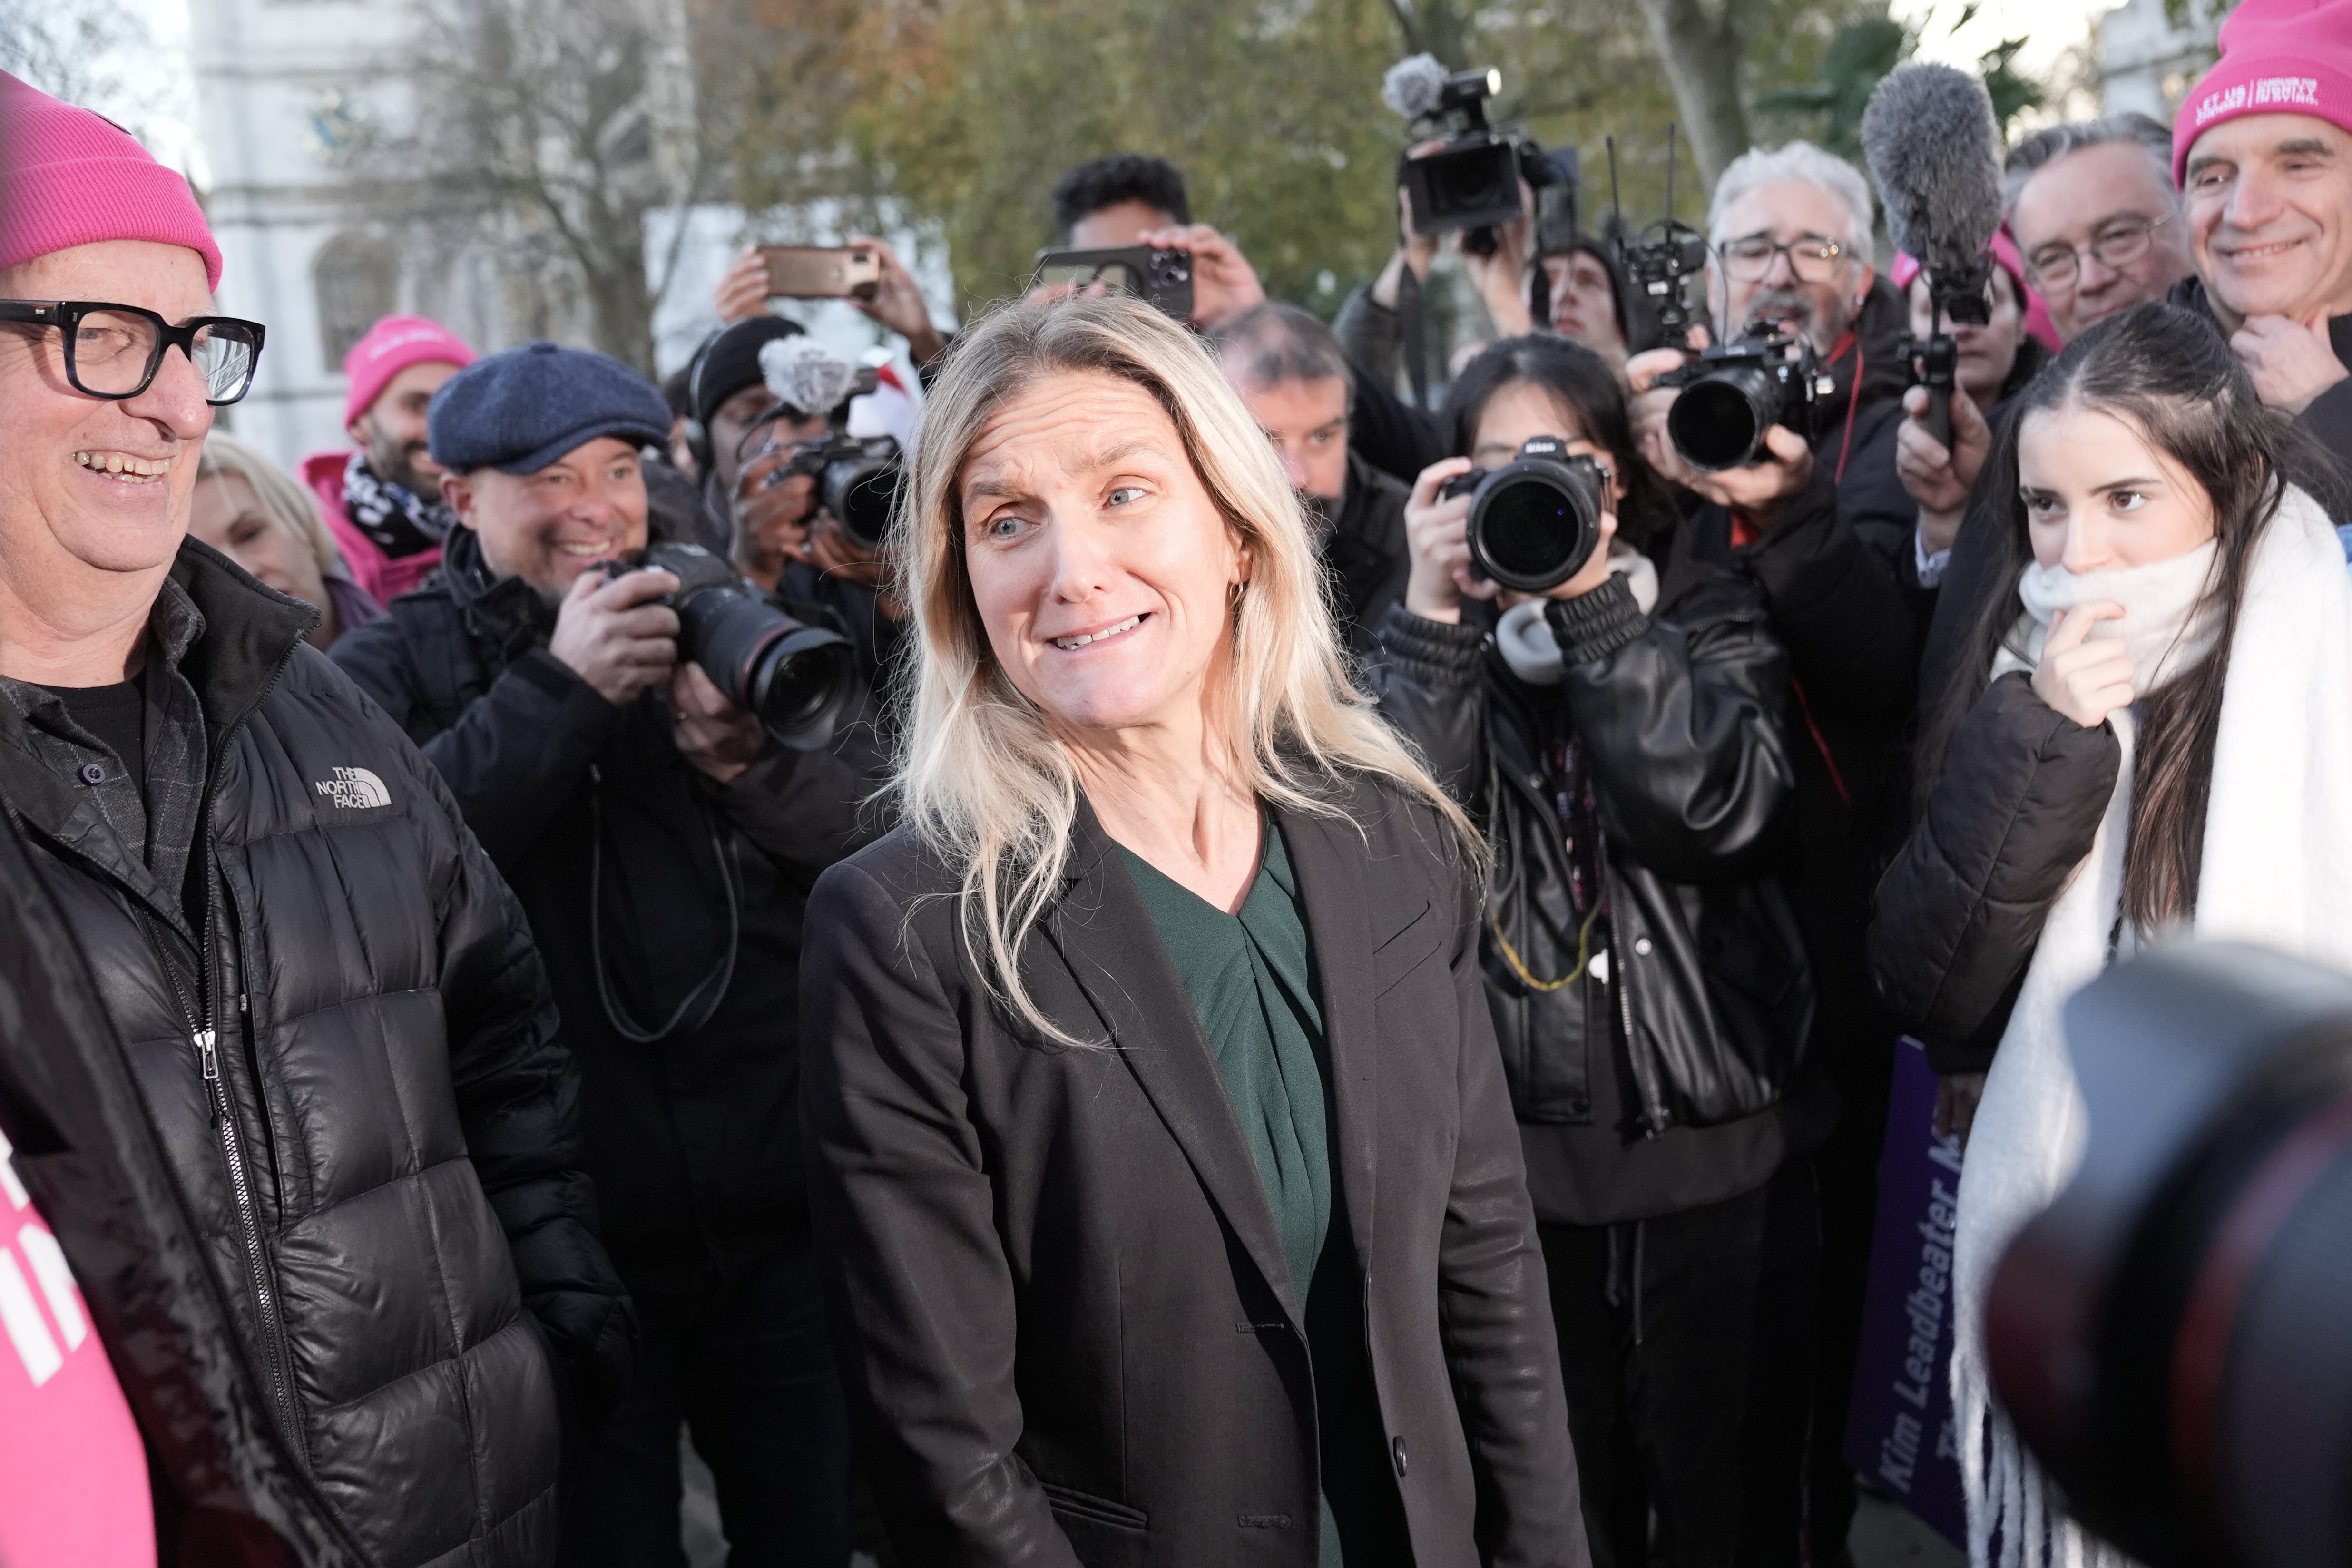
[1372,335,1826,1568]
[332,343,888,1568]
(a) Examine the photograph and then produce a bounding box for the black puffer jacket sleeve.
[1733,463,1916,725]
[1867,672,2120,1072]
[334,619,618,871]
[1551,570,1796,883]
[389,690,637,1416]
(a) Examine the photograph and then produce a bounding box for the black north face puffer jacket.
[0,541,632,1568]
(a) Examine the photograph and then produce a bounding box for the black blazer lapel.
[1267,801,1380,1274]
[1042,804,1305,1326]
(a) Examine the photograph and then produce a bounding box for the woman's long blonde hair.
[892,294,1476,1039]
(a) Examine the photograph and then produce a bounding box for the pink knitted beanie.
[0,71,223,289]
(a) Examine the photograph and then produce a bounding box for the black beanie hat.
[690,315,804,427]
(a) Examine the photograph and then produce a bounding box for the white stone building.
[2097,0,2224,122]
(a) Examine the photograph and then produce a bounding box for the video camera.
[1382,55,1565,257]
[747,339,908,554]
[600,541,856,750]
[1438,435,1608,593]
[1656,324,1835,473]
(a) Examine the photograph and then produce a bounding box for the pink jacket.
[302,449,444,606]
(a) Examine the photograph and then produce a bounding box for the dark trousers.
[1807,1021,1898,1567]
[559,1242,850,1568]
[1540,1159,1821,1568]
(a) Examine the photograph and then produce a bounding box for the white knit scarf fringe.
[1949,485,2352,1568]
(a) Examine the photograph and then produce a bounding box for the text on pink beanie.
[2173,0,2352,184]
[343,315,476,427]
[0,71,223,290]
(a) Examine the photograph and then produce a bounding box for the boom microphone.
[1861,63,2005,447]
[1381,53,1449,122]
[759,336,860,421]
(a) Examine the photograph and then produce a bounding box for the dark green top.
[1122,820,1382,1568]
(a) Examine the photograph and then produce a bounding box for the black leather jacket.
[1371,555,1818,1219]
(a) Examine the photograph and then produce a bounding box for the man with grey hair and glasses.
[1627,139,1922,1566]
[1636,139,1917,551]
[2006,115,2195,344]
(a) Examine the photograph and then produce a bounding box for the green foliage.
[1751,14,1905,157]
[1976,37,2044,135]
[705,0,1888,320]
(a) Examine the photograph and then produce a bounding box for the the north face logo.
[315,766,392,810]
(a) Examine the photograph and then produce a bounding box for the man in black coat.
[0,112,630,1568]
[1630,139,1923,1566]
[1206,301,1413,659]
[331,343,891,1566]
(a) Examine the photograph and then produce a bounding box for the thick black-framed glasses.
[0,300,265,405]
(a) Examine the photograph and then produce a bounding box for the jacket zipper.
[136,869,307,1465]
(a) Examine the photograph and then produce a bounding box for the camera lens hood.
[1465,452,1604,594]
[1988,941,2352,1568]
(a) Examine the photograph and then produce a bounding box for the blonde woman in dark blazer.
[801,294,1587,1568]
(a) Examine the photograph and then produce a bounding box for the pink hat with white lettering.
[2173,0,2352,184]
[342,314,476,427]
[0,71,223,289]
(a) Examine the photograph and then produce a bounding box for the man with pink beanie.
[302,314,476,604]
[0,70,630,1568]
[2171,0,2352,453]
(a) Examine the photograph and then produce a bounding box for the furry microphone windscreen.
[1382,53,1448,122]
[1860,62,2005,273]
[759,337,857,421]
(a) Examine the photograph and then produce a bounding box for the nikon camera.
[1439,435,1608,593]
[1655,325,1837,472]
[602,542,856,750]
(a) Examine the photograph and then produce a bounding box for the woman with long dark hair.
[1870,302,2352,1567]
[1373,333,1823,1567]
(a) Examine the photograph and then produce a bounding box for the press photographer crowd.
[5,0,2352,1561]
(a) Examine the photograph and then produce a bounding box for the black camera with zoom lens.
[1655,325,1836,472]
[772,433,905,550]
[602,541,856,750]
[1989,941,2352,1568]
[1439,435,1607,593]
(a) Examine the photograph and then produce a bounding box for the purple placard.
[1842,1035,1967,1548]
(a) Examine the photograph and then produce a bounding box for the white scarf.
[1493,546,1660,685]
[1950,485,2352,1568]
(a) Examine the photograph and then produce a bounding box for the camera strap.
[587,764,741,1045]
[1399,265,1431,411]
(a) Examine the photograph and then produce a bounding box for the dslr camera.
[1439,435,1608,593]
[769,432,905,551]
[1655,324,1836,472]
[1383,57,1562,256]
[601,541,857,750]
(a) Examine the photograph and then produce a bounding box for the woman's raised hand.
[1403,457,1481,622]
[2032,600,2136,729]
